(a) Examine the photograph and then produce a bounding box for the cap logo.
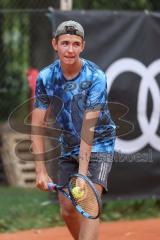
[65,26,78,35]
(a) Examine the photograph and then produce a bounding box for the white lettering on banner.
[106,58,160,153]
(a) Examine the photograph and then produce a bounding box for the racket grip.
[48,182,56,191]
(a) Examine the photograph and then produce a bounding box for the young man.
[32,20,116,240]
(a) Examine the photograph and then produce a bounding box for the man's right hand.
[36,171,53,191]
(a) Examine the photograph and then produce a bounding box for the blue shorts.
[58,153,114,191]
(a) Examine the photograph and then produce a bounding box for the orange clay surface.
[0,218,159,240]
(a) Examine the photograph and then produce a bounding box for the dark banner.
[50,10,160,199]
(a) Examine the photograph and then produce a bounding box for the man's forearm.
[78,110,100,175]
[31,135,47,174]
[31,108,48,174]
[78,139,92,175]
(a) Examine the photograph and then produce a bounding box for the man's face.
[52,34,85,65]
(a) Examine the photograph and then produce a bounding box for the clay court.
[0,218,159,240]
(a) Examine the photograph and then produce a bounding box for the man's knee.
[59,193,76,218]
[60,202,75,218]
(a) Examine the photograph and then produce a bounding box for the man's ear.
[52,38,58,51]
[81,40,85,52]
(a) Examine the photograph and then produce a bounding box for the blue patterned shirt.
[34,59,116,157]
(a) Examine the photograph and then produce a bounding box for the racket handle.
[48,182,56,191]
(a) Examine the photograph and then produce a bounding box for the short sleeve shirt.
[34,59,116,156]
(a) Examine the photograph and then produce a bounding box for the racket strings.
[69,177,99,218]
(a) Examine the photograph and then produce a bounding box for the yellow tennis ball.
[72,186,84,199]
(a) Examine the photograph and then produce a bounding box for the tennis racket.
[48,173,102,219]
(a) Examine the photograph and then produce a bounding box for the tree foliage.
[73,0,160,10]
[0,0,160,10]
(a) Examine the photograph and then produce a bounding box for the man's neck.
[61,59,82,80]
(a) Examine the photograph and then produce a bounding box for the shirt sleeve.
[85,72,107,111]
[34,73,50,110]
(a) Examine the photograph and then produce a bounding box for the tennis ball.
[72,186,84,199]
